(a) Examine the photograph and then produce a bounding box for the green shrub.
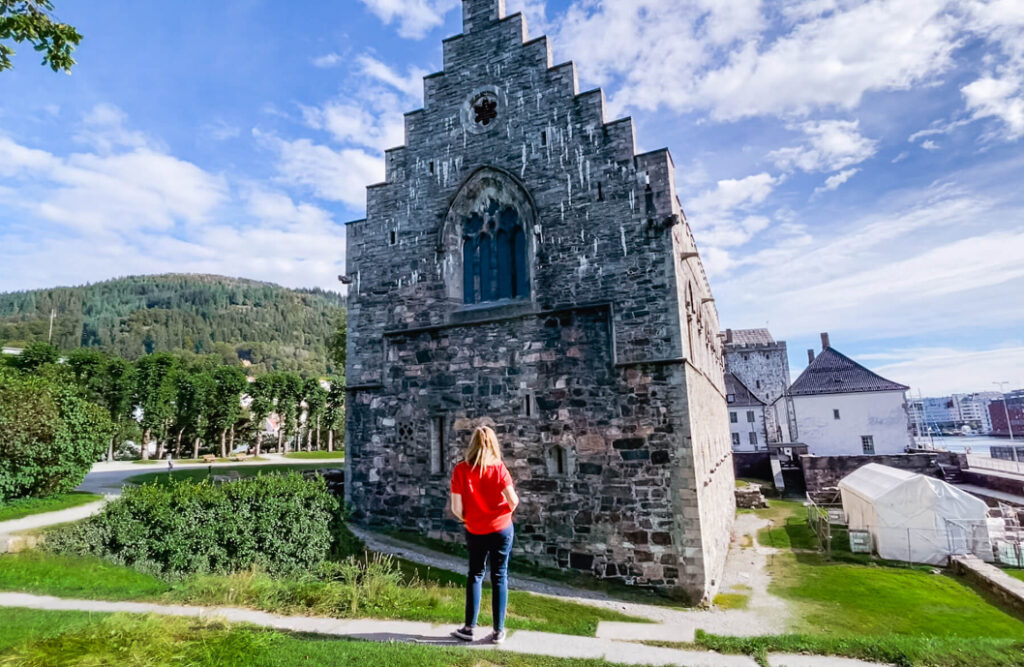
[46,474,339,578]
[0,368,113,501]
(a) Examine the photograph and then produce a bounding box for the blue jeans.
[464,523,514,631]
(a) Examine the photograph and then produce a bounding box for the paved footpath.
[0,592,756,667]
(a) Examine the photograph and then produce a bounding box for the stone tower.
[344,0,734,601]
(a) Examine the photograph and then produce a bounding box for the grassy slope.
[727,500,1024,666]
[0,551,642,637]
[0,493,103,522]
[0,610,627,666]
[125,463,341,486]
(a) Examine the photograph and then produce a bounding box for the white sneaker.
[490,630,507,644]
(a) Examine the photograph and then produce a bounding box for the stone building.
[344,0,734,601]
[722,328,794,443]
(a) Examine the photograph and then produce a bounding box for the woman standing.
[449,426,519,644]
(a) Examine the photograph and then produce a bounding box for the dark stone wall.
[801,453,967,503]
[344,0,734,600]
[733,452,772,482]
[962,469,1024,500]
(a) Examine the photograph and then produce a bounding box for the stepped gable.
[790,347,910,396]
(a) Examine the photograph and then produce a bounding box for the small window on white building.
[861,436,875,455]
[730,411,738,424]
[731,433,741,446]
[833,409,841,420]
[746,410,755,423]
[727,394,735,403]
[749,432,758,445]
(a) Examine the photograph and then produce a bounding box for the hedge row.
[46,474,340,578]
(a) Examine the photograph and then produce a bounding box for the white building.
[725,372,768,451]
[791,333,911,456]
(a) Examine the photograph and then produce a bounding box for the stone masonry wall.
[344,0,733,601]
[801,452,967,503]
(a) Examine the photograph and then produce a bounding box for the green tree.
[14,341,59,371]
[99,356,137,461]
[133,353,178,460]
[301,378,328,451]
[170,368,212,459]
[0,0,81,73]
[327,312,347,376]
[206,365,247,458]
[250,375,275,457]
[0,367,112,500]
[323,378,345,453]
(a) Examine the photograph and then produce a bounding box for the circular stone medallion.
[461,88,501,134]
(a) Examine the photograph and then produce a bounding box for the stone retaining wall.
[951,555,1024,618]
[801,452,967,503]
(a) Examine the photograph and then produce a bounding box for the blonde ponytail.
[465,425,502,469]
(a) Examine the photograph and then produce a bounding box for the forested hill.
[0,274,346,377]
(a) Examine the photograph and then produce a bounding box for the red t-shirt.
[450,461,514,535]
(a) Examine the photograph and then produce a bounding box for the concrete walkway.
[75,454,345,496]
[0,592,757,667]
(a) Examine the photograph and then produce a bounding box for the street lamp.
[994,381,1017,463]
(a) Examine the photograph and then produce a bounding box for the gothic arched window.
[461,199,530,304]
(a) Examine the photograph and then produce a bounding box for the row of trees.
[6,342,345,461]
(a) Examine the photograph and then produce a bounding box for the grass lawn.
[1006,569,1024,583]
[0,551,171,600]
[283,451,345,460]
[750,499,818,550]
[0,610,633,666]
[0,550,644,637]
[132,457,270,465]
[0,493,104,522]
[126,463,342,486]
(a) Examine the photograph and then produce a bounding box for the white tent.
[838,463,992,565]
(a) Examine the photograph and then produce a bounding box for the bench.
[230,453,248,462]
[201,454,217,464]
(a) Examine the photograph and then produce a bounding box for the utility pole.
[994,381,1017,463]
[47,308,56,344]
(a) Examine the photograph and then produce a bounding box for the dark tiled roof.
[725,372,766,406]
[723,328,774,346]
[790,347,909,396]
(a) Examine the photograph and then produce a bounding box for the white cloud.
[312,53,343,68]
[687,172,777,218]
[74,103,152,153]
[301,96,406,153]
[816,167,859,192]
[357,54,429,101]
[873,345,1024,396]
[258,131,383,208]
[770,120,877,173]
[554,0,960,120]
[961,74,1024,140]
[359,0,459,39]
[921,139,940,150]
[0,114,347,292]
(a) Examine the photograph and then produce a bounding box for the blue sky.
[1,0,1022,395]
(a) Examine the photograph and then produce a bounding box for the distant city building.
[789,333,911,456]
[725,373,768,452]
[989,390,1024,439]
[721,328,794,443]
[910,391,1000,435]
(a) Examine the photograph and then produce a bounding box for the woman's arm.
[502,484,520,512]
[450,493,465,522]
